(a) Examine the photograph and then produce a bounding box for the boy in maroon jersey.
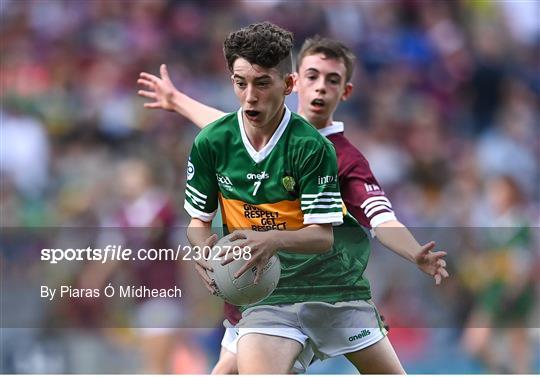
[138,36,447,374]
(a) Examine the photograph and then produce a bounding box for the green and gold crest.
[282,176,296,192]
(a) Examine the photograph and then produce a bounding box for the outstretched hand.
[415,241,449,285]
[137,64,178,111]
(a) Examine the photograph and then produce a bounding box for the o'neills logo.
[348,329,371,342]
[247,171,269,180]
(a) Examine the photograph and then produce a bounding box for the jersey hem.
[371,212,397,229]
[304,213,343,226]
[243,291,372,310]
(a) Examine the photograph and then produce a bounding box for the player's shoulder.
[194,112,238,145]
[327,132,370,166]
[288,112,334,150]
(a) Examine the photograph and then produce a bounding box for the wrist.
[267,230,283,252]
[172,90,186,114]
[412,247,423,264]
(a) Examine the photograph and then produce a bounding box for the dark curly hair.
[223,22,294,76]
[297,35,356,82]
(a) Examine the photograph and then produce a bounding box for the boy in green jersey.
[184,22,356,374]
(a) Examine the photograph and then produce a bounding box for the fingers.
[436,262,449,279]
[215,245,238,260]
[204,234,219,248]
[137,90,157,99]
[433,265,449,285]
[195,262,213,283]
[216,247,226,259]
[220,252,237,265]
[420,241,436,255]
[234,258,256,279]
[143,102,162,109]
[253,262,264,284]
[198,234,218,259]
[220,245,249,264]
[139,72,160,84]
[202,278,216,294]
[217,232,248,260]
[218,244,250,265]
[440,267,449,279]
[195,257,213,272]
[195,263,216,294]
[229,231,247,242]
[160,64,171,81]
[423,251,447,265]
[137,77,156,89]
[431,251,447,258]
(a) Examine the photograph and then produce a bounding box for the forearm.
[187,218,212,247]
[374,220,421,263]
[272,224,333,254]
[172,91,226,129]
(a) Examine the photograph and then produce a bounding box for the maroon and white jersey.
[320,121,396,229]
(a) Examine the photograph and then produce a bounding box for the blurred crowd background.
[1,0,539,374]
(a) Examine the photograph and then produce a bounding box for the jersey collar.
[318,121,344,137]
[237,105,292,164]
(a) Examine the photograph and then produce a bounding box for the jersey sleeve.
[297,141,343,226]
[183,136,219,222]
[340,151,396,229]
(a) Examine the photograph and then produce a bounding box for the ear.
[284,74,294,95]
[340,82,353,101]
[291,72,299,93]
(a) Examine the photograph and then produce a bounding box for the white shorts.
[219,320,312,374]
[237,300,387,362]
[220,325,237,353]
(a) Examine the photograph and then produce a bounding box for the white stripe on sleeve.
[360,196,392,209]
[365,204,393,218]
[186,191,206,206]
[184,200,216,222]
[186,183,208,200]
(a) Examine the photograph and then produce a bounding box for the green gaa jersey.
[184,106,371,306]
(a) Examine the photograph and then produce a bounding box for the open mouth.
[311,98,325,109]
[245,110,261,120]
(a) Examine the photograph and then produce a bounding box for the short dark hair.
[223,22,294,76]
[297,36,356,82]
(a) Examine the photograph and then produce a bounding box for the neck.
[243,105,285,151]
[297,109,333,130]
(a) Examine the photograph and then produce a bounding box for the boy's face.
[231,58,293,130]
[295,53,352,127]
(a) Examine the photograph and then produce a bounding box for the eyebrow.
[304,68,343,79]
[232,74,272,81]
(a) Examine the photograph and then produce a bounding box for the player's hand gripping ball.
[207,234,280,306]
